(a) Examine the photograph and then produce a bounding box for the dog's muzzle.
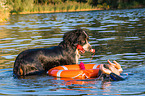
[77,44,95,54]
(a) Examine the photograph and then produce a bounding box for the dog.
[13,29,92,76]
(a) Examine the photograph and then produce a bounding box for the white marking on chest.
[75,49,80,64]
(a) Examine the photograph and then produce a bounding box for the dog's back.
[13,46,76,76]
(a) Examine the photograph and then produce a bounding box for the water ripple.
[0,8,145,95]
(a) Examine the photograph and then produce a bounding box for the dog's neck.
[59,42,82,64]
[75,49,81,64]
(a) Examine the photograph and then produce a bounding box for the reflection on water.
[0,8,145,95]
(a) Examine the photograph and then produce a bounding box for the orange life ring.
[47,64,100,79]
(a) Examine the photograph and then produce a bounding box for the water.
[0,8,145,95]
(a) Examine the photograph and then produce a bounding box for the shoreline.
[2,7,144,22]
[12,8,103,15]
[10,7,145,15]
[1,8,102,22]
[16,7,145,15]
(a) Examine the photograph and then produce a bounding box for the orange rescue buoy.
[47,64,100,79]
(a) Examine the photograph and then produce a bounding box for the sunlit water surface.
[0,8,145,95]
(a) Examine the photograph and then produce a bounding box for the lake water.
[0,8,145,95]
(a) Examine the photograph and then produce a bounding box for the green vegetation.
[0,0,10,22]
[8,0,98,14]
[0,0,145,22]
[30,1,97,13]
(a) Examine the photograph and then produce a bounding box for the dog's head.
[61,29,92,53]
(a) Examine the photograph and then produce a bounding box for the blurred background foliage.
[0,0,145,22]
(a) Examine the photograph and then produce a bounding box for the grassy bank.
[0,10,9,22]
[11,1,100,14]
[0,1,9,22]
[1,1,101,22]
[1,0,145,22]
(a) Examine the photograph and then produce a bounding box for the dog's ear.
[63,29,80,45]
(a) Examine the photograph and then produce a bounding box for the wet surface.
[0,8,145,95]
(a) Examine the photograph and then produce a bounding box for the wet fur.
[13,29,90,76]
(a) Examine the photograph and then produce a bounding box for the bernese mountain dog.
[13,29,92,76]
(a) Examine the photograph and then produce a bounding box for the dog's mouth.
[77,44,94,54]
[77,44,86,54]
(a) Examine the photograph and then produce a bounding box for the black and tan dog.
[13,29,92,76]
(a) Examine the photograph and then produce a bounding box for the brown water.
[0,8,145,95]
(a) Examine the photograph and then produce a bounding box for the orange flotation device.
[47,63,100,79]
